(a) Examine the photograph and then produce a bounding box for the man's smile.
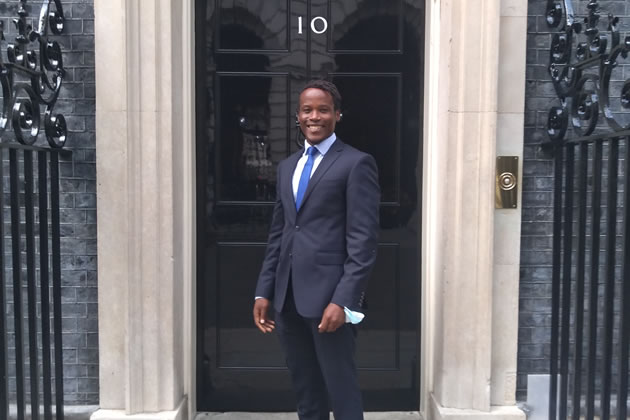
[307,124,323,132]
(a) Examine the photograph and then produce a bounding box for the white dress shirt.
[291,134,336,200]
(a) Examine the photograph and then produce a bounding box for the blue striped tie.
[295,146,316,210]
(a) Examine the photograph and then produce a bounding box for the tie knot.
[306,146,316,156]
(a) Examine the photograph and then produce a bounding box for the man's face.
[297,88,341,145]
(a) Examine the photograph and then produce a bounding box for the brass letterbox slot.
[495,156,519,209]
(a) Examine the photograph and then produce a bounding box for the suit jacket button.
[295,225,300,231]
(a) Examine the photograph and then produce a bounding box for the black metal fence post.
[38,151,53,420]
[0,148,8,420]
[617,138,630,420]
[50,151,64,420]
[24,150,39,420]
[9,149,26,420]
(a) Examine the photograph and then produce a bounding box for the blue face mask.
[344,307,365,324]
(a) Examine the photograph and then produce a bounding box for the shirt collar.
[304,133,336,156]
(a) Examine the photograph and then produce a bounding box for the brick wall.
[2,0,97,406]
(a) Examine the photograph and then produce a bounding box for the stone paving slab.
[197,412,422,420]
[9,405,99,420]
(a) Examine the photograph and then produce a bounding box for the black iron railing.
[0,1,69,420]
[2,144,67,420]
[545,1,630,419]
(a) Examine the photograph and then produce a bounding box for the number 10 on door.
[298,16,328,34]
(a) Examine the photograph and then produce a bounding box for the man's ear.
[336,110,341,122]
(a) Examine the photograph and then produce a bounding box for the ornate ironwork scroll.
[545,0,630,145]
[0,0,67,148]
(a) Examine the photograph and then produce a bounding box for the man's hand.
[318,303,345,333]
[253,298,275,333]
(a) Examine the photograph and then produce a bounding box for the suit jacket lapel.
[298,139,344,211]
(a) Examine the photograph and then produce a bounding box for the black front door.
[196,0,424,411]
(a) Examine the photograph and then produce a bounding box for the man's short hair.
[300,79,342,111]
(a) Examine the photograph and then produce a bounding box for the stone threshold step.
[197,413,422,420]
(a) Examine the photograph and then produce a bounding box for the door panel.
[217,0,290,51]
[329,0,402,52]
[215,74,290,202]
[196,0,423,411]
[332,74,401,203]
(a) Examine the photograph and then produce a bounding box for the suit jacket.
[255,138,380,318]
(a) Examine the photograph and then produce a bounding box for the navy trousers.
[275,282,363,420]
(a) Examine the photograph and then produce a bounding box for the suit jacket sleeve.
[331,153,380,310]
[254,164,285,300]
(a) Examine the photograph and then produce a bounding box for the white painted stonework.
[93,0,193,418]
[421,0,526,418]
[92,0,528,419]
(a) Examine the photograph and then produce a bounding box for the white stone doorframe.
[421,0,527,418]
[92,1,528,419]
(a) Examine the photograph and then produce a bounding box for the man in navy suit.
[253,79,380,420]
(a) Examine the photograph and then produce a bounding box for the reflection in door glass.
[219,0,289,50]
[216,75,289,202]
[330,0,402,51]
